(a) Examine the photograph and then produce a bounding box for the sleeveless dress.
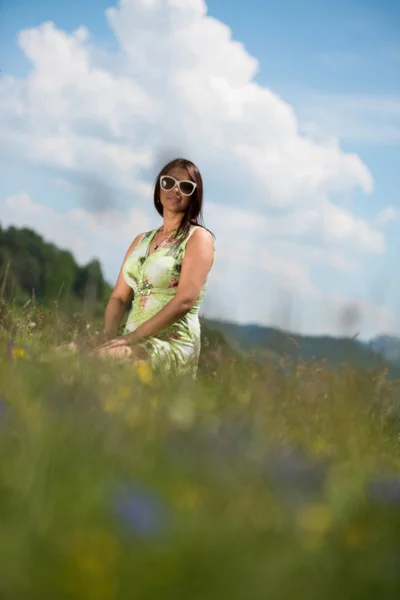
[122,225,214,378]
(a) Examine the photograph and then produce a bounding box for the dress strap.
[179,225,198,251]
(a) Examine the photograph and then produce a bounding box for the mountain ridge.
[202,318,400,377]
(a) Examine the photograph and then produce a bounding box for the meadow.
[1,299,400,599]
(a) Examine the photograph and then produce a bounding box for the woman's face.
[159,166,195,215]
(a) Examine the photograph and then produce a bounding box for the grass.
[0,299,400,599]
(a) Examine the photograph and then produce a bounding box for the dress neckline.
[144,227,177,260]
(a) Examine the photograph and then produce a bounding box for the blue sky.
[0,0,399,338]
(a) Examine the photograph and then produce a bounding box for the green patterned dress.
[122,225,214,377]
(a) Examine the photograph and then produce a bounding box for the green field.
[1,300,400,599]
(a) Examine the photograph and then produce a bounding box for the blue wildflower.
[205,419,252,459]
[261,444,328,508]
[368,476,400,506]
[114,485,167,538]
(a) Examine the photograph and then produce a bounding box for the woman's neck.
[161,217,183,234]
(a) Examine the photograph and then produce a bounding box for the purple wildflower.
[368,476,400,506]
[261,444,328,508]
[114,486,167,538]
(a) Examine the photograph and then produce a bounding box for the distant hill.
[203,319,400,378]
[0,223,112,314]
[369,335,400,365]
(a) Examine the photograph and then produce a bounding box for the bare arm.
[128,227,215,343]
[103,233,143,337]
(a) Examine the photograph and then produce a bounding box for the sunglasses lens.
[180,181,195,195]
[161,176,175,191]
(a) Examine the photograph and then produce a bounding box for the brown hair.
[153,157,214,241]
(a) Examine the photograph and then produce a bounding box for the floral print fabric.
[122,225,214,377]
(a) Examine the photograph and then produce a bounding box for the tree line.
[0,224,112,308]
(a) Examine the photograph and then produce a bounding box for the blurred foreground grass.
[1,301,400,599]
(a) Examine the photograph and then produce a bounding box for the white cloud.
[319,201,384,253]
[292,89,400,145]
[205,200,384,255]
[0,0,374,207]
[0,0,395,335]
[0,192,152,280]
[375,205,400,227]
[323,292,393,339]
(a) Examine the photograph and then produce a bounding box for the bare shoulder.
[187,226,214,247]
[184,227,215,272]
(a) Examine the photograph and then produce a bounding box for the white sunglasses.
[160,175,197,197]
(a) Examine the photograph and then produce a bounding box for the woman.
[88,157,215,378]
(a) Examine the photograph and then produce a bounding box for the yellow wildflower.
[63,529,121,600]
[312,437,328,456]
[171,483,202,511]
[345,524,365,548]
[12,347,25,358]
[101,386,131,415]
[135,359,153,384]
[297,503,332,534]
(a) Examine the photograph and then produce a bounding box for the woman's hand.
[55,331,114,353]
[75,331,113,350]
[94,332,138,351]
